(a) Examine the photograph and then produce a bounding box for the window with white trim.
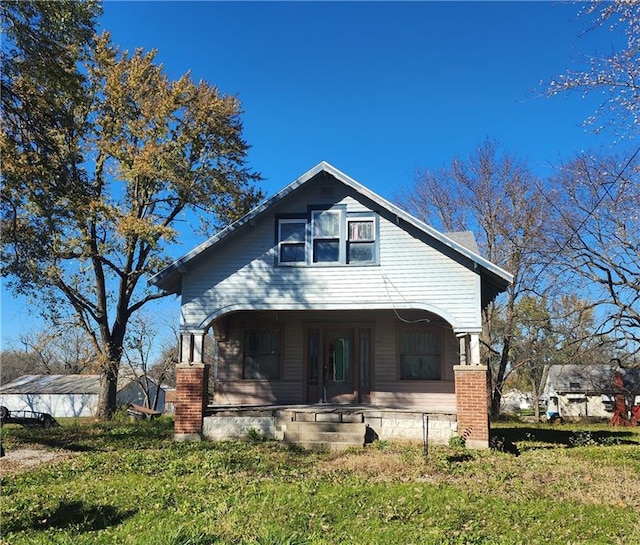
[347,219,375,263]
[312,209,342,263]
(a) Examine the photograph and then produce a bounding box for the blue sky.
[1,1,624,348]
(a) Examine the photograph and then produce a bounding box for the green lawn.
[1,418,639,545]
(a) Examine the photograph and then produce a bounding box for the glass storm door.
[324,329,356,403]
[306,325,372,404]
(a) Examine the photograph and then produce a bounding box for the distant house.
[0,375,100,417]
[501,389,533,414]
[117,376,168,413]
[150,162,513,448]
[0,374,171,417]
[541,364,640,419]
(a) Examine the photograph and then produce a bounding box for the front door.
[305,324,372,404]
[324,329,355,403]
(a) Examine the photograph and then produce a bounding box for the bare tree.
[21,326,97,375]
[1,323,97,383]
[547,152,640,365]
[403,139,549,417]
[122,314,176,411]
[543,1,640,367]
[149,341,178,390]
[0,348,41,385]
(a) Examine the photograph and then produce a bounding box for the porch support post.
[174,331,209,442]
[456,333,479,366]
[457,333,467,366]
[469,333,481,365]
[454,364,489,449]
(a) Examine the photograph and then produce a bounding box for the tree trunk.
[531,378,541,420]
[490,336,511,418]
[96,363,118,419]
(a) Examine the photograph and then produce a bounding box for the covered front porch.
[174,308,490,448]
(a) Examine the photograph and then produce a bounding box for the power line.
[531,145,640,284]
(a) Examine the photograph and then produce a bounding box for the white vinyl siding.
[181,190,482,332]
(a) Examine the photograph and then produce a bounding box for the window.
[399,328,441,380]
[278,219,306,263]
[243,329,281,379]
[312,210,341,263]
[276,209,378,266]
[348,220,375,263]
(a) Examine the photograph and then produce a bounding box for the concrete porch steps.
[283,421,367,450]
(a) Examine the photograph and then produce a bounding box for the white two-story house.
[150,162,512,448]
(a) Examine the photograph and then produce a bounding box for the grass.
[1,418,639,544]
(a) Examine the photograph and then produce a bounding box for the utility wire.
[531,144,640,284]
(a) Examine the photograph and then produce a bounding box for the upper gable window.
[347,220,375,263]
[277,208,378,266]
[312,210,342,263]
[278,219,306,263]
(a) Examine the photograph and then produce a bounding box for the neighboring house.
[501,389,533,414]
[0,375,100,417]
[0,374,170,417]
[116,376,169,414]
[150,162,513,448]
[541,364,640,419]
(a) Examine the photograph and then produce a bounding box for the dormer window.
[277,208,378,266]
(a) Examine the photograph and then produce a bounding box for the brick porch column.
[454,364,489,449]
[174,332,208,441]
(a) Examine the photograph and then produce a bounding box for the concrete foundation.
[201,405,457,446]
[203,416,278,441]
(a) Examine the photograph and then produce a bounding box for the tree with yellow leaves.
[1,1,263,418]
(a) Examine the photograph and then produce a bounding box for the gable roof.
[0,374,169,396]
[444,231,480,255]
[543,364,640,395]
[0,375,101,395]
[149,161,513,295]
